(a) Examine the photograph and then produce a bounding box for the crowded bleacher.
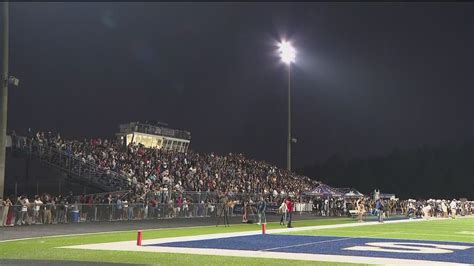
[1,130,471,227]
[21,130,317,196]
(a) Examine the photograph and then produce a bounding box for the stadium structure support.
[0,2,9,198]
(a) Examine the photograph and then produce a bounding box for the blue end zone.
[149,234,474,264]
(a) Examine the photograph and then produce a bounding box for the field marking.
[262,237,355,251]
[0,218,353,244]
[295,230,474,240]
[59,241,471,266]
[263,231,401,251]
[57,217,474,266]
[59,216,471,249]
[58,218,474,266]
[457,231,474,235]
[1,215,472,244]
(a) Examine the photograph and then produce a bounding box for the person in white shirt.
[422,204,432,220]
[450,199,457,219]
[279,199,288,226]
[33,196,43,224]
[441,200,448,218]
[19,196,30,225]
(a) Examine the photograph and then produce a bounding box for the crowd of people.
[350,197,473,223]
[3,129,471,227]
[0,191,227,226]
[14,129,318,201]
[402,198,473,220]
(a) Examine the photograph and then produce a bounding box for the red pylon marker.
[137,230,142,246]
[262,223,266,234]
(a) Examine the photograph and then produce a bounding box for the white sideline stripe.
[0,216,410,244]
[0,218,351,243]
[57,217,474,266]
[2,215,472,244]
[57,216,466,247]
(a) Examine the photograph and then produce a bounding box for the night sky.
[5,3,474,171]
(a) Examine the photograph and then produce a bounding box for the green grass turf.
[289,216,474,243]
[0,217,363,266]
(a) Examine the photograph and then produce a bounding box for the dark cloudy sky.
[5,3,474,170]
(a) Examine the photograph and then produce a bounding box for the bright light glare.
[278,40,296,65]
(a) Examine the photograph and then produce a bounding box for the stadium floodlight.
[277,39,296,172]
[278,40,296,65]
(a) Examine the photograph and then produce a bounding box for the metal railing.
[0,202,284,226]
[2,202,472,227]
[12,137,130,192]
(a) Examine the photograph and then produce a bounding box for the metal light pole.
[287,63,291,172]
[0,2,9,198]
[278,40,296,172]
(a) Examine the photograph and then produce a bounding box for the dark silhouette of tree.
[301,140,474,199]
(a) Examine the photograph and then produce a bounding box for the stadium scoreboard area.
[116,121,191,152]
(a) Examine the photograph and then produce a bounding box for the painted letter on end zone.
[344,242,473,254]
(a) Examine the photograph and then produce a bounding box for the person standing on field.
[450,199,457,219]
[441,200,448,218]
[257,197,266,225]
[422,203,432,220]
[375,199,384,223]
[286,197,294,228]
[356,197,365,222]
[279,198,288,226]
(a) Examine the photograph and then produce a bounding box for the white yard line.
[262,231,402,251]
[262,236,355,251]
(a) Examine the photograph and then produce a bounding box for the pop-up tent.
[304,183,343,197]
[336,188,364,199]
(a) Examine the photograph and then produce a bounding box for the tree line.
[301,140,474,199]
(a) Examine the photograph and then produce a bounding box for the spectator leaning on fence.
[33,195,43,224]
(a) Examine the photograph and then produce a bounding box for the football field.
[0,216,473,265]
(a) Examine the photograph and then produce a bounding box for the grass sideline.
[0,218,361,266]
